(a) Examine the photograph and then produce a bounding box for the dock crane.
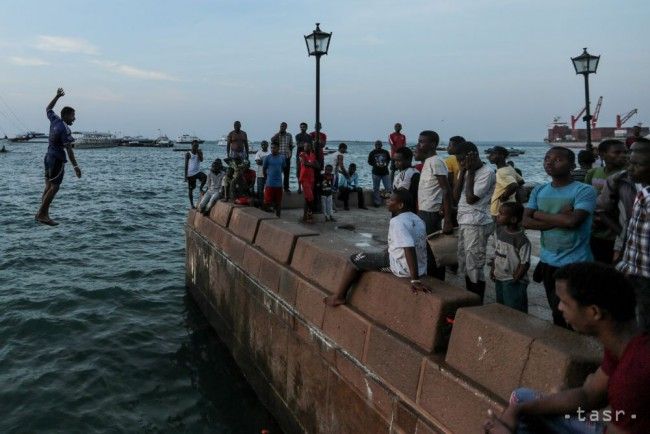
[570,96,603,130]
[616,109,637,129]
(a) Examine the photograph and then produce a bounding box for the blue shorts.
[44,154,65,185]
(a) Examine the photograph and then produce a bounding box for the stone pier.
[185,195,603,433]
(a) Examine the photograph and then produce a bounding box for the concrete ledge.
[445,304,601,401]
[186,208,198,228]
[209,201,238,227]
[290,236,359,294]
[350,272,481,353]
[195,215,229,250]
[418,358,505,433]
[255,219,319,264]
[228,207,277,243]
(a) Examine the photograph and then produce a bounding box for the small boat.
[484,147,526,157]
[216,135,228,147]
[73,131,120,149]
[154,135,174,147]
[7,131,48,143]
[176,134,204,144]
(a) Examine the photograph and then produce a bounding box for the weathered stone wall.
[185,202,603,433]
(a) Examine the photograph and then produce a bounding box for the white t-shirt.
[393,167,418,191]
[254,149,270,178]
[388,212,428,278]
[326,151,345,173]
[457,164,496,225]
[187,153,201,177]
[417,155,448,212]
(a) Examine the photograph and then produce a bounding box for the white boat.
[8,131,48,143]
[72,131,120,149]
[176,134,204,144]
[216,135,228,147]
[155,135,174,147]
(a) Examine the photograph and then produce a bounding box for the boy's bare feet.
[482,409,515,434]
[324,295,346,307]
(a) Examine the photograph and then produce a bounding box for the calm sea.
[0,139,552,433]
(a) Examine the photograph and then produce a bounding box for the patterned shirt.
[617,186,650,278]
[272,132,293,158]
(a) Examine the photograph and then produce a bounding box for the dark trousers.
[295,156,302,191]
[338,187,365,209]
[590,236,615,264]
[540,262,569,329]
[283,157,291,191]
[417,210,445,281]
[629,275,650,332]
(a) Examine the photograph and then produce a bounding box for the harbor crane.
[570,96,603,129]
[616,109,637,128]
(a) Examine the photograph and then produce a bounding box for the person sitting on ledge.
[483,262,650,434]
[197,159,225,214]
[324,188,429,307]
[337,163,368,210]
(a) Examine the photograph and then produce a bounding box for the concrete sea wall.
[185,200,603,433]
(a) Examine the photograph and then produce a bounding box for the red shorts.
[301,181,314,202]
[264,186,283,205]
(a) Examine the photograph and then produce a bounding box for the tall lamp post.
[571,47,600,150]
[304,23,332,160]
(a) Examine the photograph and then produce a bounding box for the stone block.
[186,208,197,228]
[221,232,247,265]
[521,327,602,393]
[295,279,328,328]
[195,216,228,249]
[209,201,237,227]
[278,268,301,306]
[445,304,554,401]
[241,245,264,279]
[322,305,370,360]
[418,358,504,434]
[255,219,319,264]
[349,272,480,353]
[229,206,277,243]
[257,252,282,292]
[290,236,358,294]
[363,326,425,401]
[325,370,390,434]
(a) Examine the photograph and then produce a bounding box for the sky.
[0,0,648,142]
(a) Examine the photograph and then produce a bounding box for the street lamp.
[304,23,332,160]
[571,47,600,150]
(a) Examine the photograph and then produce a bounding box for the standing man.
[271,122,294,193]
[309,122,327,168]
[263,141,286,217]
[226,121,249,160]
[185,140,206,208]
[367,140,391,207]
[445,136,465,192]
[626,125,642,149]
[295,122,313,194]
[416,130,454,280]
[36,88,81,226]
[616,138,650,331]
[487,146,523,218]
[389,123,406,181]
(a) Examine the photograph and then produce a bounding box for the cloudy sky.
[0,0,648,142]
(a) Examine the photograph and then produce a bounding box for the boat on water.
[545,102,648,148]
[154,135,174,147]
[176,134,204,144]
[8,131,48,143]
[72,131,120,149]
[484,147,525,157]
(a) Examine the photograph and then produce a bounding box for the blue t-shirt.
[527,181,597,266]
[339,172,359,189]
[263,154,286,188]
[47,109,74,162]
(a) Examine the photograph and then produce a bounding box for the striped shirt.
[272,132,293,158]
[617,186,650,278]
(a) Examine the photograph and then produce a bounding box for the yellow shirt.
[490,166,523,216]
[444,155,460,181]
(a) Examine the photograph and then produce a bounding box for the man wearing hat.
[487,146,523,217]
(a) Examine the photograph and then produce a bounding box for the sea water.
[0,139,552,432]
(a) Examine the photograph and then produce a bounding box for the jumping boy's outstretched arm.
[46,88,65,112]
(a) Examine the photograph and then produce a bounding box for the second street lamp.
[304,23,332,162]
[571,47,600,150]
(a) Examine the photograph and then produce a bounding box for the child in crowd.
[392,146,420,205]
[523,146,596,328]
[338,163,367,210]
[320,164,336,222]
[489,202,531,313]
[585,139,628,264]
[198,159,225,215]
[262,141,286,217]
[254,141,270,205]
[570,149,595,183]
[484,262,649,434]
[299,142,319,223]
[324,189,429,306]
[488,146,523,218]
